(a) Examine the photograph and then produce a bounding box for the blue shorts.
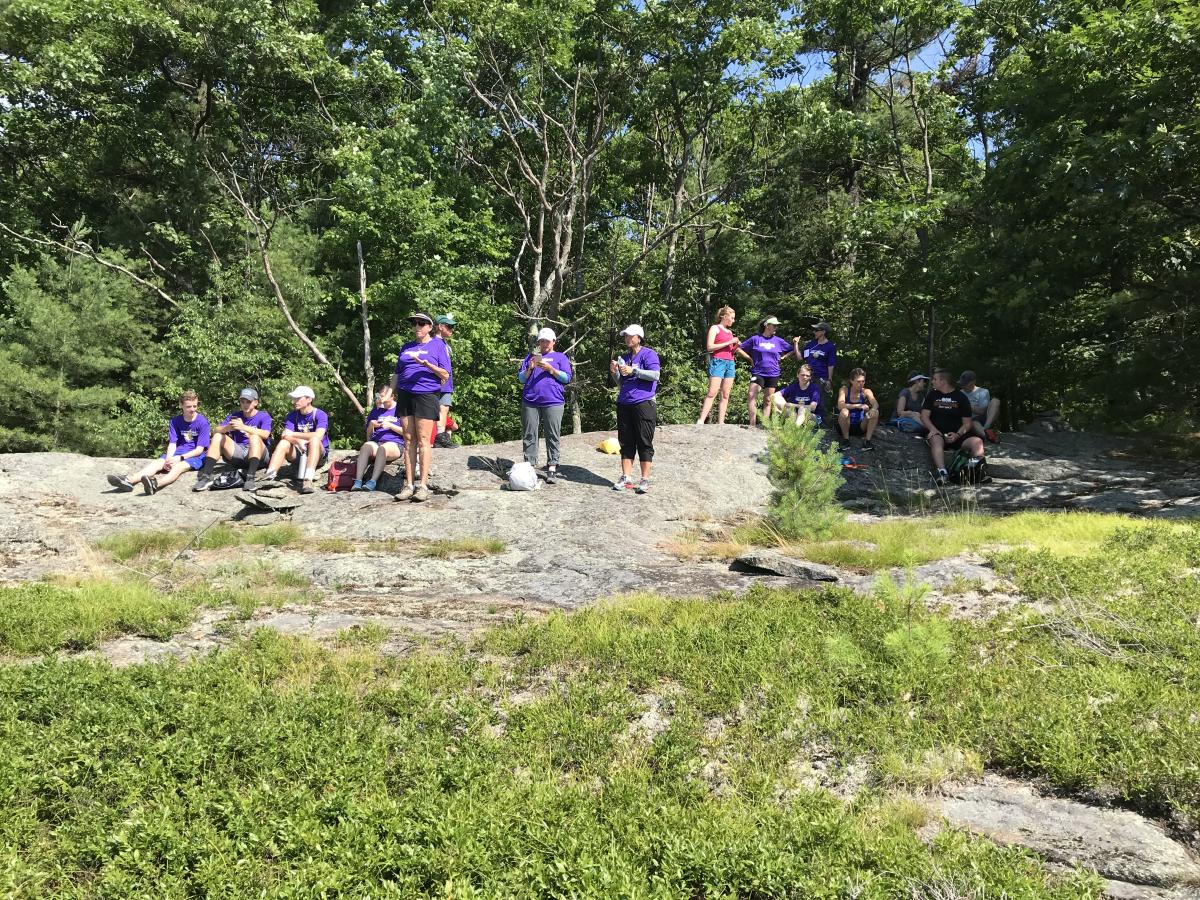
[708,358,736,379]
[162,454,205,470]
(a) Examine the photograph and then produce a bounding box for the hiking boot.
[242,475,257,493]
[363,479,377,492]
[395,484,415,502]
[433,431,454,449]
[933,469,950,487]
[985,428,999,444]
[635,478,651,495]
[140,475,158,496]
[192,473,213,492]
[412,484,431,502]
[545,468,558,485]
[861,439,875,452]
[612,475,631,491]
[350,479,363,491]
[299,479,315,495]
[107,474,135,492]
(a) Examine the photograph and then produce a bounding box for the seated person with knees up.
[836,368,879,452]
[108,390,210,495]
[958,370,1000,442]
[921,369,991,486]
[352,387,404,492]
[256,386,329,495]
[194,388,272,492]
[894,371,929,432]
[774,364,823,425]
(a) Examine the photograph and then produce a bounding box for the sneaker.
[299,479,315,495]
[363,479,377,492]
[612,475,631,491]
[350,479,363,491]
[985,428,1000,444]
[933,468,949,487]
[836,439,851,452]
[140,475,158,496]
[433,431,454,449]
[861,439,875,452]
[395,484,415,502]
[412,484,431,502]
[545,468,557,485]
[635,478,651,495]
[192,474,213,492]
[242,475,257,493]
[106,474,135,492]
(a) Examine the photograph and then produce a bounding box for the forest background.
[1,0,1196,453]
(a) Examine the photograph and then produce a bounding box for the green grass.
[96,522,302,562]
[0,581,197,653]
[418,536,507,558]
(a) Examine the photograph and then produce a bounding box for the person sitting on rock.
[255,386,329,495]
[774,364,823,426]
[194,388,273,492]
[894,371,929,432]
[108,390,210,495]
[958,370,1000,443]
[351,387,404,492]
[836,368,879,452]
[922,368,990,485]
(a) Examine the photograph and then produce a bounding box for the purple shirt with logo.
[740,334,792,378]
[521,351,573,407]
[780,381,821,407]
[801,340,837,379]
[284,407,330,451]
[368,405,404,445]
[220,410,273,448]
[167,414,210,456]
[617,346,660,405]
[394,337,452,393]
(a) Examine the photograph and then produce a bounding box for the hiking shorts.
[397,390,441,422]
[162,454,205,470]
[750,375,779,389]
[617,400,656,462]
[707,358,736,379]
[439,391,453,408]
[226,442,269,466]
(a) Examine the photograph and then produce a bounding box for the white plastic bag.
[508,461,540,491]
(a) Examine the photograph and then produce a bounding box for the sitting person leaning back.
[194,387,273,492]
[921,368,991,486]
[255,385,330,495]
[108,390,210,495]
[958,370,1000,443]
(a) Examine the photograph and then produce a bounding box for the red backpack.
[325,458,357,492]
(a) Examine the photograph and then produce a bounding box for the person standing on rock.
[390,312,451,502]
[696,306,740,426]
[194,388,273,492]
[801,322,838,416]
[610,324,659,494]
[107,390,210,495]
[740,316,798,427]
[256,386,329,495]
[922,368,990,486]
[433,314,457,448]
[351,388,404,492]
[519,327,573,485]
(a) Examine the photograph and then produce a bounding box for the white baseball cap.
[536,327,557,341]
[287,385,315,399]
[620,324,644,338]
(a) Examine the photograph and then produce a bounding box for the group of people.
[107,307,997,500]
[696,308,999,485]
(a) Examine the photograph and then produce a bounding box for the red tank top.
[712,326,736,360]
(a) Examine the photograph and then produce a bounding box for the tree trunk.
[357,241,375,408]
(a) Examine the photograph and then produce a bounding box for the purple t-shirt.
[521,351,572,407]
[780,381,821,407]
[220,410,273,447]
[284,407,330,451]
[616,346,660,405]
[167,414,210,456]
[740,334,792,378]
[368,405,404,445]
[394,337,452,394]
[802,340,837,380]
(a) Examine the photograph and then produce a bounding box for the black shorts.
[750,375,780,389]
[847,419,868,436]
[397,390,440,422]
[616,400,656,462]
[931,431,966,449]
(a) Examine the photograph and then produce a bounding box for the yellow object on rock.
[597,437,620,455]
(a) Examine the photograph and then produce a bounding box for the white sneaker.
[635,478,651,494]
[612,475,631,491]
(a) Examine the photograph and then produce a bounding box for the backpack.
[325,459,357,492]
[211,469,245,490]
[948,450,989,485]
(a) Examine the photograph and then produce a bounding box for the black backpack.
[211,469,245,490]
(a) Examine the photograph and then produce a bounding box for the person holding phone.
[519,327,572,484]
[610,324,659,494]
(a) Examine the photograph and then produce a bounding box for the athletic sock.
[247,457,262,478]
[201,457,216,476]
